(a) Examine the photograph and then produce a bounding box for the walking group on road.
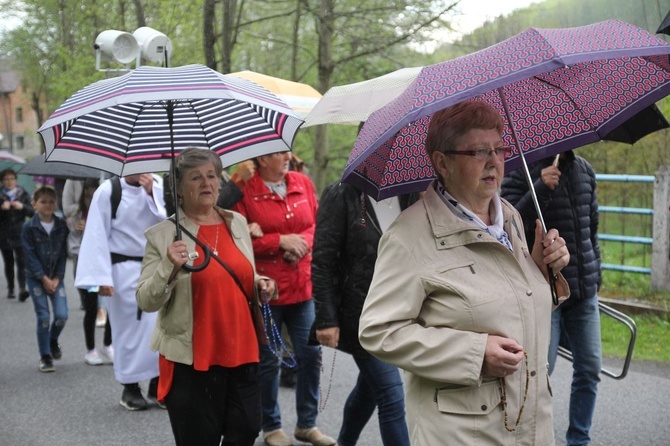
[4,106,601,446]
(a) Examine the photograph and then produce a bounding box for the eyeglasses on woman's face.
[442,146,513,161]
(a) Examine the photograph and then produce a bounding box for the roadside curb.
[599,297,669,318]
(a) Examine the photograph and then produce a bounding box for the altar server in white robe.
[76,173,167,411]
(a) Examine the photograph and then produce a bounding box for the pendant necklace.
[202,223,220,256]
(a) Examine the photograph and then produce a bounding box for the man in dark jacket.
[311,181,418,446]
[501,149,602,446]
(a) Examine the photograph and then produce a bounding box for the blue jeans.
[548,295,601,446]
[338,353,409,446]
[28,278,68,357]
[260,300,321,432]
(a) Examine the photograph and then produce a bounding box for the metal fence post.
[651,165,670,292]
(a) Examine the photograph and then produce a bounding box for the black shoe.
[18,290,29,302]
[120,383,148,411]
[280,363,297,388]
[50,340,62,360]
[147,377,167,409]
[39,355,55,373]
[7,289,15,299]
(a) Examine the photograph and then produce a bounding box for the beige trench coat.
[359,182,568,446]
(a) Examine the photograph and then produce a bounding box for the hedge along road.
[0,259,668,445]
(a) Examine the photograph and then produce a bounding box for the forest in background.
[2,0,670,189]
[1,0,669,298]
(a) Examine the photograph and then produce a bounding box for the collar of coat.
[422,181,523,249]
[245,171,306,198]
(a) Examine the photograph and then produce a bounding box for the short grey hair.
[172,147,223,191]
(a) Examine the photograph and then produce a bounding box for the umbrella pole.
[166,100,211,273]
[497,88,547,233]
[499,89,559,304]
[167,100,182,241]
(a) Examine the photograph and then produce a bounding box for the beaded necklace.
[500,351,530,432]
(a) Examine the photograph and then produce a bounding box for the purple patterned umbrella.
[343,20,670,200]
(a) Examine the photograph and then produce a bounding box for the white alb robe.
[75,176,166,384]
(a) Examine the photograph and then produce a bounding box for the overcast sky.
[452,0,541,35]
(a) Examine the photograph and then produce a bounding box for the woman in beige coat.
[359,101,570,446]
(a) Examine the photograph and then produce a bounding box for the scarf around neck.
[436,182,513,252]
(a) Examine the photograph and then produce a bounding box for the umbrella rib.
[530,75,600,136]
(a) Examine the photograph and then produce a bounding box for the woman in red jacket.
[233,151,335,446]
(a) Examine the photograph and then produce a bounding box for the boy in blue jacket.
[21,187,69,372]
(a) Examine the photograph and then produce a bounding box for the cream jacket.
[359,182,569,446]
[136,207,274,365]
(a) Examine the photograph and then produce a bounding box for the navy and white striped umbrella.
[38,64,303,176]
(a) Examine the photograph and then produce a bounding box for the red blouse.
[158,222,259,401]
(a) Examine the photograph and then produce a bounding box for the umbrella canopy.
[0,150,26,173]
[38,64,303,176]
[344,20,670,200]
[0,150,26,164]
[228,70,322,119]
[657,9,670,35]
[303,67,423,127]
[602,103,669,144]
[18,153,106,180]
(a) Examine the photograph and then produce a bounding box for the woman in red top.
[233,151,335,446]
[137,148,277,446]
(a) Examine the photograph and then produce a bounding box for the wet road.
[0,260,668,445]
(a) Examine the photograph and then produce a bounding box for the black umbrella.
[602,103,670,144]
[657,10,670,35]
[18,153,107,180]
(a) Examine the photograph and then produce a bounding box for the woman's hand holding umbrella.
[167,239,191,268]
[531,221,569,280]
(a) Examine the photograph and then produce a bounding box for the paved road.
[0,259,668,445]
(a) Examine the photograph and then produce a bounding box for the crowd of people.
[2,97,604,446]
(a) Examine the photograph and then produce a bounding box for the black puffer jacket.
[501,150,601,304]
[311,182,419,357]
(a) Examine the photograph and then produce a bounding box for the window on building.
[15,136,24,150]
[15,107,23,123]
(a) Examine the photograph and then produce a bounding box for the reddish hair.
[425,101,503,162]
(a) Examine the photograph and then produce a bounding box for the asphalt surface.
[0,259,669,445]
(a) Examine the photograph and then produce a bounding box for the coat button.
[477,234,483,238]
[440,240,445,245]
[530,371,536,377]
[481,405,487,411]
[526,290,532,296]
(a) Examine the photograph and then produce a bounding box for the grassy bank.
[601,312,670,364]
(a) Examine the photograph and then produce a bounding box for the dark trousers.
[81,289,111,351]
[1,247,25,291]
[165,362,261,446]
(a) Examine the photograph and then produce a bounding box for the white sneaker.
[84,349,103,366]
[100,345,114,364]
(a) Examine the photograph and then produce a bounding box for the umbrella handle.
[182,245,211,273]
[170,219,212,272]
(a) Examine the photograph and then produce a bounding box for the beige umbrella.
[228,70,322,119]
[303,66,423,127]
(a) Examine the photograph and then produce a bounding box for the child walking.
[66,179,113,366]
[21,187,69,372]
